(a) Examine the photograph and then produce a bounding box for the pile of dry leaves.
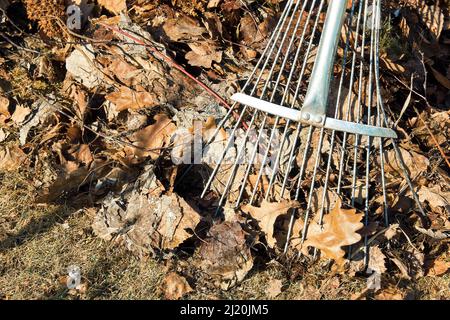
[0,0,449,299]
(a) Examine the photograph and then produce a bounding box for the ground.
[0,0,449,300]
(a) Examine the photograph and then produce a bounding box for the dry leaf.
[266,279,282,298]
[300,199,364,268]
[242,200,300,248]
[196,221,253,290]
[0,145,26,172]
[155,195,201,249]
[375,286,405,300]
[106,86,157,111]
[427,256,450,276]
[185,41,222,68]
[97,0,126,14]
[124,114,176,162]
[382,147,429,178]
[163,16,206,41]
[72,144,93,166]
[163,272,193,300]
[368,246,387,274]
[417,186,450,212]
[384,223,400,240]
[11,105,31,124]
[0,95,10,119]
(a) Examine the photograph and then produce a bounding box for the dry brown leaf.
[384,223,400,240]
[11,105,31,124]
[267,278,283,298]
[427,256,450,276]
[97,0,126,14]
[72,144,94,166]
[299,199,364,268]
[368,246,387,274]
[125,114,176,162]
[163,272,193,300]
[375,286,405,300]
[156,195,201,249]
[106,58,141,87]
[417,186,450,212]
[185,41,222,68]
[163,16,206,41]
[382,147,429,178]
[266,279,283,298]
[106,86,157,111]
[0,145,26,172]
[0,95,10,118]
[242,200,300,248]
[196,221,253,290]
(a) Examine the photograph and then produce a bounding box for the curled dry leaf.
[266,279,283,299]
[185,41,222,68]
[11,105,31,125]
[106,86,158,111]
[426,255,450,276]
[163,272,193,300]
[375,286,405,300]
[299,199,364,268]
[124,114,177,162]
[0,145,26,172]
[368,245,387,274]
[97,0,127,14]
[242,200,300,248]
[163,15,206,41]
[196,221,253,290]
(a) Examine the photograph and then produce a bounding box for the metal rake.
[200,0,427,256]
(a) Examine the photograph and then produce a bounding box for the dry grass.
[0,171,448,300]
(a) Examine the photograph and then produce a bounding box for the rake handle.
[301,0,348,123]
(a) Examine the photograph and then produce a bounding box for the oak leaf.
[185,41,222,68]
[105,86,157,111]
[299,200,364,268]
[124,114,176,162]
[242,200,299,248]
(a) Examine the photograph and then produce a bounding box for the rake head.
[200,0,427,256]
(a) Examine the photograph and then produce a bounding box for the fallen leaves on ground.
[0,145,27,172]
[242,200,300,248]
[123,114,177,162]
[299,200,364,269]
[195,221,253,290]
[266,279,283,299]
[163,272,193,300]
[106,86,158,111]
[375,286,405,300]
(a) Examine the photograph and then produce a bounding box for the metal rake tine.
[261,0,327,203]
[248,0,322,205]
[231,0,312,207]
[316,0,360,227]
[372,0,427,223]
[200,0,299,199]
[361,0,379,265]
[284,0,359,252]
[220,0,308,208]
[178,2,297,190]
